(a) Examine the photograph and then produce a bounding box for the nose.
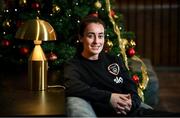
[93,35,99,43]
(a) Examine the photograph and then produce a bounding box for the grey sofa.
[128,58,159,107]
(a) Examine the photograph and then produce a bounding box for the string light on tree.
[72,0,79,6]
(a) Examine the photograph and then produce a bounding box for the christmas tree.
[0,0,149,101]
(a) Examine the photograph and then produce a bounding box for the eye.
[98,34,104,39]
[87,34,94,39]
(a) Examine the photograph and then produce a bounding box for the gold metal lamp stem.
[15,19,56,91]
[28,40,47,90]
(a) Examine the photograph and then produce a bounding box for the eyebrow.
[87,32,104,35]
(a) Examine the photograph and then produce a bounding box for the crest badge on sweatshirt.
[108,63,120,75]
[108,63,123,84]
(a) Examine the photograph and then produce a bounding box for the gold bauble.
[52,4,61,14]
[129,39,136,48]
[94,0,102,9]
[104,39,113,53]
[106,39,113,48]
[3,19,11,29]
[19,0,27,7]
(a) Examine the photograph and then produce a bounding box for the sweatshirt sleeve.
[61,62,111,103]
[117,56,142,111]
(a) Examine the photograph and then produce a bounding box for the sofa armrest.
[128,58,159,107]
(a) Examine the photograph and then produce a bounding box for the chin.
[91,50,102,55]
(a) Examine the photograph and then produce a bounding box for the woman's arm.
[62,62,111,103]
[117,56,142,111]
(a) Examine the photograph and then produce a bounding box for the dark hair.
[79,16,105,37]
[76,16,105,54]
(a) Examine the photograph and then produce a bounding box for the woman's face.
[80,23,105,59]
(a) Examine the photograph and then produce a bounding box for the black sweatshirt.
[62,52,141,116]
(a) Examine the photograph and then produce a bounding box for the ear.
[79,35,83,43]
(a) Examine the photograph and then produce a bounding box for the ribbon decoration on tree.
[105,0,129,70]
[132,55,150,101]
[105,0,149,101]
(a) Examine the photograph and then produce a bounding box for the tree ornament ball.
[94,0,102,9]
[132,74,139,84]
[127,48,136,57]
[104,39,113,53]
[106,39,113,48]
[3,19,11,29]
[110,10,115,17]
[20,47,29,55]
[89,12,98,17]
[1,39,11,47]
[129,39,136,48]
[19,0,27,7]
[48,52,58,61]
[31,2,40,10]
[52,4,60,14]
[16,20,23,28]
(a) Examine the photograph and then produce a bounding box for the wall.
[116,0,180,67]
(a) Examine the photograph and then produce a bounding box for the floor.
[154,67,180,113]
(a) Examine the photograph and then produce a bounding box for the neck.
[81,52,99,60]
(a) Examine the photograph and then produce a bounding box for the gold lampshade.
[15,19,57,91]
[15,19,56,41]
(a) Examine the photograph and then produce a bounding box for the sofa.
[128,58,159,107]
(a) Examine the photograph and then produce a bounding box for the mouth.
[91,45,101,50]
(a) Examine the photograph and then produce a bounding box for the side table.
[0,67,65,116]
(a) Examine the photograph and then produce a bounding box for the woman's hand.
[110,93,132,115]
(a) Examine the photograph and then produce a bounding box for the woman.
[61,16,178,117]
[61,16,141,117]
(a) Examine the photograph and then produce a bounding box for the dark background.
[116,0,180,67]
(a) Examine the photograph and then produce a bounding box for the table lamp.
[15,18,56,91]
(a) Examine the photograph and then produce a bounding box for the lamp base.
[28,60,48,91]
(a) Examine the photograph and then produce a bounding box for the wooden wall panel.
[144,0,153,60]
[127,0,137,32]
[161,0,170,65]
[178,0,180,66]
[152,0,161,66]
[135,0,145,55]
[169,0,178,65]
[116,0,180,67]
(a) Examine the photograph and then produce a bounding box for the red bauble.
[16,20,24,28]
[47,52,57,61]
[31,2,40,10]
[132,74,139,84]
[110,10,115,17]
[20,47,29,55]
[127,48,136,57]
[1,39,11,47]
[89,12,98,17]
